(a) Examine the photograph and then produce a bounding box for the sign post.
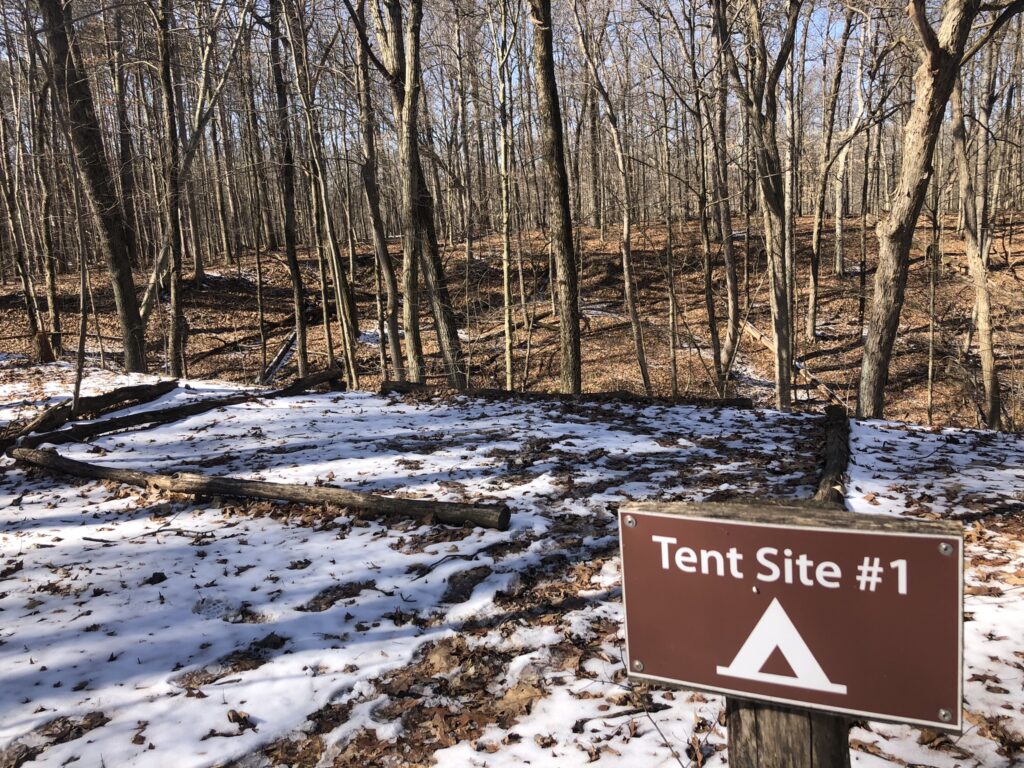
[619,501,963,766]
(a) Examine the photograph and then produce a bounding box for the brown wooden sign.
[619,501,963,731]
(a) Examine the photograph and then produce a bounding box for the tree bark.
[528,0,582,394]
[715,0,801,410]
[353,0,404,379]
[492,0,516,391]
[726,695,850,768]
[155,0,185,378]
[269,0,308,378]
[857,0,1009,418]
[951,79,1000,428]
[37,0,147,372]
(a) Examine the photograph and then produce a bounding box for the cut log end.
[435,503,512,531]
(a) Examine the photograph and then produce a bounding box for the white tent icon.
[716,598,847,695]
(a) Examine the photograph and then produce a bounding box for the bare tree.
[283,0,360,385]
[350,0,403,379]
[345,0,467,387]
[37,0,147,371]
[951,77,1000,427]
[268,0,308,377]
[571,0,651,395]
[858,0,1023,418]
[487,0,518,390]
[527,0,581,394]
[714,0,804,409]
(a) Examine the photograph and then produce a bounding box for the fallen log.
[469,310,553,343]
[379,380,753,409]
[2,380,180,453]
[793,361,846,407]
[19,393,250,449]
[267,367,346,398]
[11,447,511,531]
[190,318,294,364]
[23,380,180,434]
[260,330,297,385]
[379,381,434,396]
[740,321,845,406]
[18,369,345,449]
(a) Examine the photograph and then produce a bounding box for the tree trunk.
[268,0,308,378]
[13,447,511,531]
[570,4,650,395]
[0,106,40,340]
[109,9,142,266]
[858,0,986,418]
[807,11,853,340]
[284,0,360,386]
[528,0,582,394]
[412,149,467,388]
[156,0,185,378]
[713,50,740,375]
[353,0,403,379]
[37,0,147,372]
[714,0,800,410]
[493,0,516,391]
[33,89,61,351]
[727,699,850,768]
[951,79,1000,428]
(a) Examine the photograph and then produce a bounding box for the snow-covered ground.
[1,358,1022,767]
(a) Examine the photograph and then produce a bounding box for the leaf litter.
[1,358,1023,767]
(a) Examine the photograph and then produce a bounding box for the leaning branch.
[908,0,942,67]
[18,369,345,449]
[963,0,1024,62]
[3,379,179,452]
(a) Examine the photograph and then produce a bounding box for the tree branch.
[338,0,394,84]
[963,0,1024,62]
[908,0,942,67]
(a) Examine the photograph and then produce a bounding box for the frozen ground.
[1,358,1022,767]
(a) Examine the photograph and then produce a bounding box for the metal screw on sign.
[938,708,953,723]
[938,542,954,556]
[625,515,637,528]
[632,659,644,673]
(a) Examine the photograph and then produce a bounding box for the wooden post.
[726,404,852,767]
[726,698,850,768]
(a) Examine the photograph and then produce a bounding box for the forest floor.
[2,360,1024,767]
[3,214,1024,429]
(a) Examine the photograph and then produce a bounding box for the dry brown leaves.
[0,712,110,768]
